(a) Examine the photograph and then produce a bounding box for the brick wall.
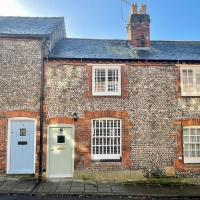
[46,111,131,172]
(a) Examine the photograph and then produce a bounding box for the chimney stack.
[127,4,150,48]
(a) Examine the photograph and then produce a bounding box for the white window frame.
[92,64,121,96]
[183,126,200,164]
[91,118,122,160]
[180,66,200,96]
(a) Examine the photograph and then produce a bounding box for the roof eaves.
[46,57,200,63]
[0,33,50,39]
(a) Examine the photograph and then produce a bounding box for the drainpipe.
[38,38,46,182]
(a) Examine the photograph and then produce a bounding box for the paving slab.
[35,181,58,194]
[71,181,84,187]
[55,181,71,193]
[70,186,84,193]
[97,187,112,193]
[98,182,110,188]
[111,185,130,193]
[0,180,36,194]
[85,189,98,193]
[85,183,97,190]
[0,181,15,192]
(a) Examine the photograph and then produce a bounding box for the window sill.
[184,157,200,163]
[91,158,122,162]
[92,93,121,97]
[181,94,200,97]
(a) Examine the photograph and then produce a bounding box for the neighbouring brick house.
[0,4,200,179]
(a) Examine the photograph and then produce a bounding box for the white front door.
[8,119,36,174]
[48,126,74,178]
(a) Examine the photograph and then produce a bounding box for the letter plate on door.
[18,141,27,145]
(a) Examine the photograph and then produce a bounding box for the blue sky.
[0,0,200,41]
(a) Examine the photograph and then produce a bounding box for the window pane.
[57,135,65,144]
[196,144,200,150]
[182,85,188,93]
[183,129,189,136]
[196,74,200,93]
[183,136,189,142]
[196,76,200,85]
[95,69,106,92]
[188,70,193,77]
[190,129,196,135]
[188,85,194,93]
[182,77,188,84]
[108,69,119,92]
[188,76,193,84]
[191,136,197,143]
[184,150,189,157]
[182,70,187,76]
[197,151,200,157]
[191,151,196,157]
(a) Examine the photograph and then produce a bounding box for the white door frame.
[47,124,75,178]
[7,117,37,174]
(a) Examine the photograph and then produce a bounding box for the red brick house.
[0,4,200,179]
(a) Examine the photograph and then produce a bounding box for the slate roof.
[49,38,200,61]
[0,16,64,38]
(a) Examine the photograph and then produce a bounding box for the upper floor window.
[180,67,200,96]
[92,65,121,96]
[91,118,121,160]
[183,126,200,163]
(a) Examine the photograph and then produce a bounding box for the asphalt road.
[0,195,200,200]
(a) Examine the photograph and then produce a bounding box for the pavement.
[0,178,200,198]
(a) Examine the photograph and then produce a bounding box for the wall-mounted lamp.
[72,112,78,122]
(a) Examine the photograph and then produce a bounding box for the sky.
[0,0,200,41]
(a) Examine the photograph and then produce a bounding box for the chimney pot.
[131,4,138,14]
[139,4,147,14]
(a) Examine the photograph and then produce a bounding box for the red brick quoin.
[174,119,200,172]
[47,111,131,171]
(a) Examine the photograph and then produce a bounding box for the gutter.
[0,34,50,39]
[45,57,200,64]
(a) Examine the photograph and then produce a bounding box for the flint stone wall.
[0,38,42,112]
[46,63,199,173]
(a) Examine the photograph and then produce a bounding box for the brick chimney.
[127,4,150,48]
